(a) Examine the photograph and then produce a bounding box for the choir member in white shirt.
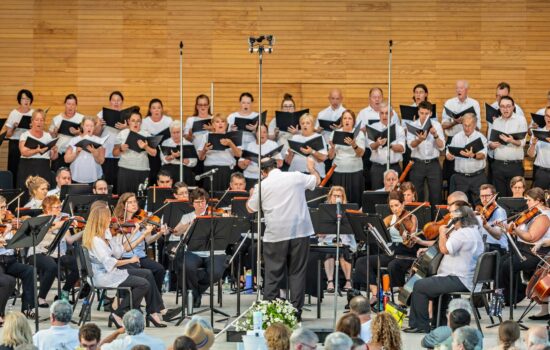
[405,200,484,333]
[499,187,550,305]
[49,94,84,170]
[269,93,300,141]
[184,94,212,145]
[328,109,365,205]
[4,89,34,181]
[445,113,488,204]
[527,107,550,190]
[238,124,283,189]
[96,91,126,193]
[197,114,242,192]
[142,98,173,182]
[534,90,550,120]
[286,113,328,178]
[23,175,49,209]
[113,111,157,194]
[316,89,346,142]
[366,102,405,190]
[64,116,106,184]
[18,109,59,190]
[160,121,197,185]
[490,82,525,119]
[227,92,259,145]
[405,84,436,167]
[407,101,445,205]
[488,96,528,197]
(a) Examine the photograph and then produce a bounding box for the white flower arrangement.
[235,299,299,331]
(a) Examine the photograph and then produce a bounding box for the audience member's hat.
[184,321,215,349]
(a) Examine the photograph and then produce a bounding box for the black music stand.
[213,190,249,208]
[7,215,54,332]
[162,201,194,228]
[231,198,253,221]
[497,197,528,217]
[59,184,92,201]
[62,194,109,219]
[362,191,389,214]
[306,187,330,208]
[346,211,393,304]
[0,189,24,212]
[46,219,73,304]
[146,187,173,213]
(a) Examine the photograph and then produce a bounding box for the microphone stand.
[333,200,342,327]
[386,39,393,171]
[179,41,184,183]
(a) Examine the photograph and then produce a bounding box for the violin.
[423,213,452,240]
[508,207,540,234]
[384,209,417,248]
[475,201,497,223]
[0,210,24,230]
[60,215,86,230]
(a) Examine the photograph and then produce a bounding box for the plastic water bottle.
[490,288,504,317]
[244,270,253,294]
[80,299,91,322]
[162,271,170,293]
[253,311,263,331]
[61,290,69,302]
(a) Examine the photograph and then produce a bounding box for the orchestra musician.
[197,114,242,192]
[159,121,197,186]
[0,195,35,319]
[286,113,328,179]
[23,176,49,209]
[18,109,59,190]
[510,176,527,199]
[477,184,508,254]
[4,89,35,181]
[445,113,488,204]
[27,196,80,307]
[172,188,228,308]
[113,110,157,194]
[238,124,283,190]
[377,169,399,192]
[82,201,167,328]
[172,182,189,201]
[400,182,417,203]
[367,102,405,190]
[407,101,445,204]
[227,92,259,145]
[320,186,355,293]
[49,93,84,170]
[527,107,550,190]
[488,96,528,197]
[328,109,365,205]
[93,179,109,195]
[404,202,484,333]
[64,116,106,184]
[96,91,126,193]
[498,187,550,306]
[247,157,320,321]
[141,98,173,182]
[47,167,72,197]
[156,170,174,188]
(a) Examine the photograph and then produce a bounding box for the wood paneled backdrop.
[1,0,550,169]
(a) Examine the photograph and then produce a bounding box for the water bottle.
[244,270,253,294]
[162,271,170,294]
[80,299,91,322]
[187,290,193,315]
[61,290,69,302]
[489,288,504,317]
[253,311,263,331]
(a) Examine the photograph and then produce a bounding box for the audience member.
[434,309,475,350]
[101,310,165,350]
[131,346,151,350]
[525,326,549,349]
[324,332,353,350]
[336,313,361,339]
[352,337,366,350]
[349,295,372,342]
[489,320,521,350]
[183,316,214,350]
[451,326,482,350]
[172,336,197,350]
[78,323,101,350]
[422,298,473,349]
[367,312,401,350]
[265,323,291,350]
[32,300,79,350]
[0,312,36,350]
[289,327,319,350]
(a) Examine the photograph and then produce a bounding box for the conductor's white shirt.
[247,169,316,243]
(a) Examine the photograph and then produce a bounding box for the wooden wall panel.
[1,0,550,169]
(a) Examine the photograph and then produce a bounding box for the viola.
[60,215,86,230]
[422,213,452,240]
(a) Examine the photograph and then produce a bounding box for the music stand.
[146,187,173,213]
[497,197,528,217]
[15,208,42,217]
[46,220,73,308]
[306,187,330,208]
[162,201,194,228]
[346,211,393,304]
[0,189,24,212]
[230,197,253,221]
[6,215,54,331]
[62,194,109,219]
[59,184,92,201]
[213,191,249,208]
[362,191,389,214]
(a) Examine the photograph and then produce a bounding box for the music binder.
[160,144,198,159]
[207,131,243,150]
[16,115,32,130]
[57,120,81,136]
[125,131,164,153]
[240,144,283,161]
[233,111,267,131]
[366,124,396,141]
[0,118,7,131]
[24,137,58,154]
[191,118,212,133]
[485,103,500,125]
[489,129,527,145]
[332,128,361,146]
[318,117,342,131]
[154,127,172,142]
[405,119,432,135]
[447,137,485,157]
[532,129,550,142]
[444,106,476,119]
[74,135,109,152]
[531,113,547,128]
[288,136,325,157]
[102,106,140,128]
[275,109,309,131]
[400,104,437,122]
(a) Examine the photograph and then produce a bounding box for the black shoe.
[108,314,123,329]
[295,310,302,323]
[193,296,201,308]
[23,309,35,320]
[78,283,91,299]
[162,308,181,322]
[529,314,550,321]
[403,327,428,334]
[38,302,49,308]
[146,314,167,328]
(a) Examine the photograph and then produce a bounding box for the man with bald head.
[316,89,346,142]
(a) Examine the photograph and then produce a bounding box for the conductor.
[247,156,320,320]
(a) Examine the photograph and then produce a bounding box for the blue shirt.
[33,325,79,350]
[122,230,147,259]
[102,332,166,350]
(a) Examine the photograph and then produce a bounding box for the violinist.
[156,170,174,188]
[477,184,508,254]
[27,196,80,307]
[404,204,484,334]
[113,193,168,293]
[499,187,550,306]
[0,195,35,319]
[172,188,228,308]
[47,167,72,197]
[510,176,526,199]
[92,179,109,195]
[23,175,49,209]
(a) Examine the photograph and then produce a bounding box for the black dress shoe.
[529,314,550,321]
[162,307,181,322]
[403,327,428,334]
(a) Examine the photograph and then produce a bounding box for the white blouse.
[239,140,283,179]
[20,130,55,159]
[227,111,259,145]
[115,128,151,171]
[141,115,173,136]
[288,133,328,177]
[184,116,212,148]
[366,122,406,165]
[6,108,34,140]
[49,113,84,153]
[197,132,239,168]
[88,236,128,288]
[67,135,104,183]
[160,138,198,168]
[330,129,365,173]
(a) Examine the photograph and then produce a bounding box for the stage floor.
[1,288,544,349]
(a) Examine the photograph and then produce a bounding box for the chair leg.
[469,298,482,335]
[97,289,106,311]
[482,293,495,324]
[218,279,222,307]
[436,295,443,328]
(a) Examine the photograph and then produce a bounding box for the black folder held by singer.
[531,113,547,128]
[532,129,550,142]
[444,106,476,119]
[74,135,109,152]
[485,103,500,125]
[160,145,198,159]
[233,111,267,132]
[125,131,164,153]
[57,120,82,136]
[102,106,140,128]
[24,136,59,154]
[275,109,309,131]
[332,127,361,146]
[207,131,243,150]
[399,104,437,122]
[366,123,396,142]
[317,117,341,131]
[240,144,283,161]
[447,137,484,158]
[489,129,527,145]
[288,136,325,157]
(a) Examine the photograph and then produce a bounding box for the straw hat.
[183,321,215,349]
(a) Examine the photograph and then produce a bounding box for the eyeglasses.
[193,199,207,205]
[197,103,209,107]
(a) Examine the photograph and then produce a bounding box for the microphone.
[336,197,342,219]
[195,168,219,181]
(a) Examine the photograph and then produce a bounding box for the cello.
[526,258,550,304]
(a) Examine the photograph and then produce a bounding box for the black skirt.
[202,165,231,192]
[160,164,196,186]
[331,170,365,206]
[102,158,119,193]
[17,158,52,190]
[148,153,162,185]
[7,139,20,182]
[117,167,149,195]
[245,177,257,190]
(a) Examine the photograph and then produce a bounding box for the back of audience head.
[449,309,471,332]
[183,316,214,350]
[349,295,371,317]
[173,335,198,350]
[130,346,151,350]
[123,309,145,336]
[336,313,361,338]
[448,298,472,317]
[352,337,366,350]
[526,325,549,349]
[265,322,291,350]
[79,323,101,350]
[452,326,482,350]
[2,312,34,348]
[50,300,73,324]
[289,327,318,350]
[370,312,401,350]
[498,320,520,350]
[324,332,353,350]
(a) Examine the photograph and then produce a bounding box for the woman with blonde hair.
[23,176,49,209]
[0,312,35,350]
[286,113,328,178]
[264,322,291,350]
[82,202,165,328]
[366,312,402,350]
